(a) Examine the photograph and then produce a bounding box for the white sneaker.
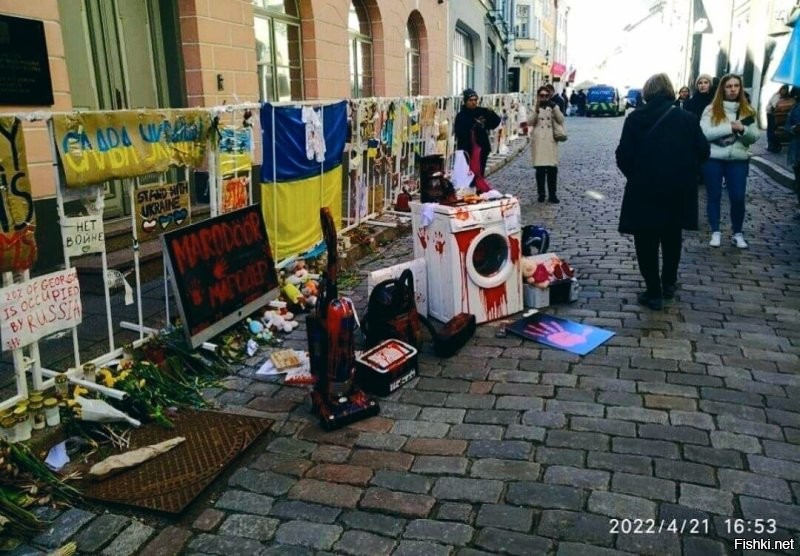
[709,232,721,247]
[732,233,748,249]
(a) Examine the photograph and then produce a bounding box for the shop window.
[349,0,373,98]
[254,0,303,102]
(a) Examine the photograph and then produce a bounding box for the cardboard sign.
[218,125,252,175]
[221,175,249,214]
[0,117,37,272]
[62,215,105,257]
[161,205,279,347]
[52,109,211,188]
[0,268,82,351]
[134,182,190,237]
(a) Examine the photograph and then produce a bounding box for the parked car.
[586,85,626,116]
[626,88,643,109]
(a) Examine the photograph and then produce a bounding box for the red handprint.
[188,278,204,305]
[434,231,445,255]
[417,228,428,250]
[212,258,228,280]
[525,320,591,348]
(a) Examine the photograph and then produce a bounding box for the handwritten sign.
[134,182,190,237]
[0,268,82,351]
[218,124,252,175]
[63,215,105,257]
[52,109,211,188]
[161,205,279,347]
[0,117,37,272]
[0,15,54,106]
[221,175,249,213]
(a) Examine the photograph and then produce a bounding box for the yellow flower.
[99,368,116,387]
[73,385,89,398]
[138,379,146,388]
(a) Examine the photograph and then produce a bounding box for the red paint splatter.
[509,236,520,263]
[480,283,508,321]
[454,228,481,313]
[434,231,445,255]
[417,228,428,249]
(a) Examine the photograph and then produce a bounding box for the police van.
[586,85,626,117]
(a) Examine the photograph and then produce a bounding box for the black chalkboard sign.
[0,15,54,106]
[161,205,279,347]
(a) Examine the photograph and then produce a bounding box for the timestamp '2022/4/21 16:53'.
[609,518,781,535]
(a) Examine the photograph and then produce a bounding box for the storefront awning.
[551,62,566,77]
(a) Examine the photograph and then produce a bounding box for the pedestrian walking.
[699,74,760,249]
[786,87,800,219]
[561,90,570,115]
[766,85,789,152]
[528,85,565,203]
[577,89,587,116]
[546,83,566,114]
[453,88,501,187]
[684,74,714,119]
[616,73,710,310]
[674,86,690,109]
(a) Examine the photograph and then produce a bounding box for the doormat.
[81,410,273,514]
[507,313,614,356]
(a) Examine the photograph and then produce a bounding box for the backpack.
[363,269,422,349]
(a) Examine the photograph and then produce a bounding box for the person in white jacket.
[699,74,760,249]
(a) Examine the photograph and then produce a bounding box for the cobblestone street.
[21,115,800,555]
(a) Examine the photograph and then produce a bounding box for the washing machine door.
[465,230,513,288]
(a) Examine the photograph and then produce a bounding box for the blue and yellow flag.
[260,101,347,260]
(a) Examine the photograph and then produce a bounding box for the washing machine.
[410,197,523,324]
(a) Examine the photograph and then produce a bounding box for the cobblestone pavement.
[17,115,800,555]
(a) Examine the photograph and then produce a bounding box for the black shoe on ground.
[637,291,663,310]
[548,197,560,204]
[663,284,677,300]
[538,195,546,202]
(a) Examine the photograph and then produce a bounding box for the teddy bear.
[262,309,299,333]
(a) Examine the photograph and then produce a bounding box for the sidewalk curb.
[751,155,794,189]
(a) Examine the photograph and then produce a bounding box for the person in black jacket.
[684,74,714,119]
[453,88,501,182]
[545,83,566,113]
[616,73,710,310]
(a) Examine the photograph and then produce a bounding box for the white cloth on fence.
[301,106,326,162]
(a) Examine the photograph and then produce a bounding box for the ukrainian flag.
[260,101,347,260]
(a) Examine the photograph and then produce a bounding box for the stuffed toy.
[262,309,300,333]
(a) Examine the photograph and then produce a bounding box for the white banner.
[0,268,83,351]
[63,215,105,257]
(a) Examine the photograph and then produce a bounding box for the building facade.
[0,0,449,270]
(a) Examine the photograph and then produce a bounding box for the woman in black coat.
[616,73,710,310]
[454,89,501,182]
[684,74,714,119]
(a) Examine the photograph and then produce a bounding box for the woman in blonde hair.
[699,74,759,248]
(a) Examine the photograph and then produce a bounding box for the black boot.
[535,168,546,202]
[547,167,559,203]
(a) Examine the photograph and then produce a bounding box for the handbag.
[552,118,568,142]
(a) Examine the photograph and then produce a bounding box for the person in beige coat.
[528,85,565,203]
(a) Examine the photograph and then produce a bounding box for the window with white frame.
[515,5,530,38]
[254,0,303,102]
[405,16,421,96]
[452,28,474,95]
[349,0,373,98]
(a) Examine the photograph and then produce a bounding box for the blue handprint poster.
[507,313,614,356]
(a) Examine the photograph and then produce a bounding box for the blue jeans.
[702,158,749,234]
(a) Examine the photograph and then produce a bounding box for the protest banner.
[218,124,252,175]
[0,268,82,351]
[221,175,249,213]
[62,215,105,257]
[134,182,190,237]
[52,109,211,187]
[161,205,278,348]
[0,117,38,272]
